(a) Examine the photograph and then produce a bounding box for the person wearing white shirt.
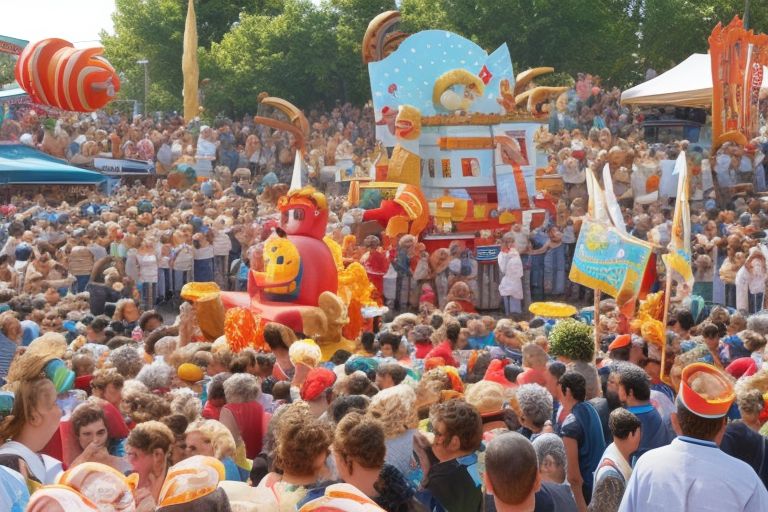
[619,363,768,512]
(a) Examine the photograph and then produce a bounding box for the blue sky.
[0,0,116,45]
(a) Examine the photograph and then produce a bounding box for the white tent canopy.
[621,53,768,108]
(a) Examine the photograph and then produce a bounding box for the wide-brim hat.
[678,363,735,418]
[5,332,67,386]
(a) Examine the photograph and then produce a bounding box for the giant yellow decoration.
[255,230,302,298]
[182,0,199,121]
[387,105,422,186]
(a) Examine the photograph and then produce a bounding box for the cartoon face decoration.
[277,187,329,239]
[261,230,302,298]
[394,104,422,140]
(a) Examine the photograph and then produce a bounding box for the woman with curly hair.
[112,298,141,333]
[367,384,428,487]
[251,402,333,511]
[121,384,171,425]
[515,383,554,441]
[333,412,427,511]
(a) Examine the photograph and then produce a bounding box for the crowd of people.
[0,80,768,512]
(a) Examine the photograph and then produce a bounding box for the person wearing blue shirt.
[610,363,675,461]
[620,363,768,512]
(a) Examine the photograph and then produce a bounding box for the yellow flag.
[182,0,199,122]
[661,151,694,290]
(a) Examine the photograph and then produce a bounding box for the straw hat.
[465,380,506,416]
[5,332,67,386]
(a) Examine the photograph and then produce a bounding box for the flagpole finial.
[289,150,302,191]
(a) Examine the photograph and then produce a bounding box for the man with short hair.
[590,408,641,512]
[669,309,693,341]
[426,399,484,511]
[619,363,768,511]
[610,363,675,460]
[375,362,407,390]
[559,372,606,511]
[485,432,540,512]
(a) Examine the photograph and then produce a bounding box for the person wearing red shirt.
[425,322,460,367]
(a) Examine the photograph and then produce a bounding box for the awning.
[0,144,105,185]
[621,53,768,107]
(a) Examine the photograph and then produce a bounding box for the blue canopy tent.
[0,144,106,185]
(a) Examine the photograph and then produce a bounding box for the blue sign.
[476,245,501,262]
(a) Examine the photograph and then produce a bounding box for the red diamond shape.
[479,65,492,85]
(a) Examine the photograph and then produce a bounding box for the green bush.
[548,320,594,362]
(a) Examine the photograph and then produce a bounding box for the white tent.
[621,53,768,107]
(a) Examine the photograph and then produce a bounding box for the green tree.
[636,0,768,82]
[326,0,397,104]
[101,0,282,113]
[427,0,639,87]
[203,0,341,115]
[0,54,15,88]
[399,0,452,33]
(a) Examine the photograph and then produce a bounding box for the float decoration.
[528,302,578,318]
[362,11,408,64]
[709,16,768,151]
[254,96,310,155]
[223,307,265,353]
[182,183,356,360]
[14,38,120,112]
[362,21,567,235]
[182,0,200,121]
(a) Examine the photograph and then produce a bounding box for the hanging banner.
[569,219,654,303]
[709,16,768,148]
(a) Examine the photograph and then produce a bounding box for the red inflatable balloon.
[15,38,120,112]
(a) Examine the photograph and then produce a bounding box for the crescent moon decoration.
[362,10,408,63]
[432,68,486,108]
[513,67,555,96]
[514,86,569,107]
[254,96,310,155]
[14,38,120,112]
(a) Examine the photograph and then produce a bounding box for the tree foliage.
[203,0,341,115]
[101,0,279,113]
[101,0,766,116]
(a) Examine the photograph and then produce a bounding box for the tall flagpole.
[660,271,673,380]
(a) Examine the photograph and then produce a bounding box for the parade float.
[182,181,376,360]
[345,11,569,252]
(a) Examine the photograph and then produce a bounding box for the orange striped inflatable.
[15,38,120,112]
